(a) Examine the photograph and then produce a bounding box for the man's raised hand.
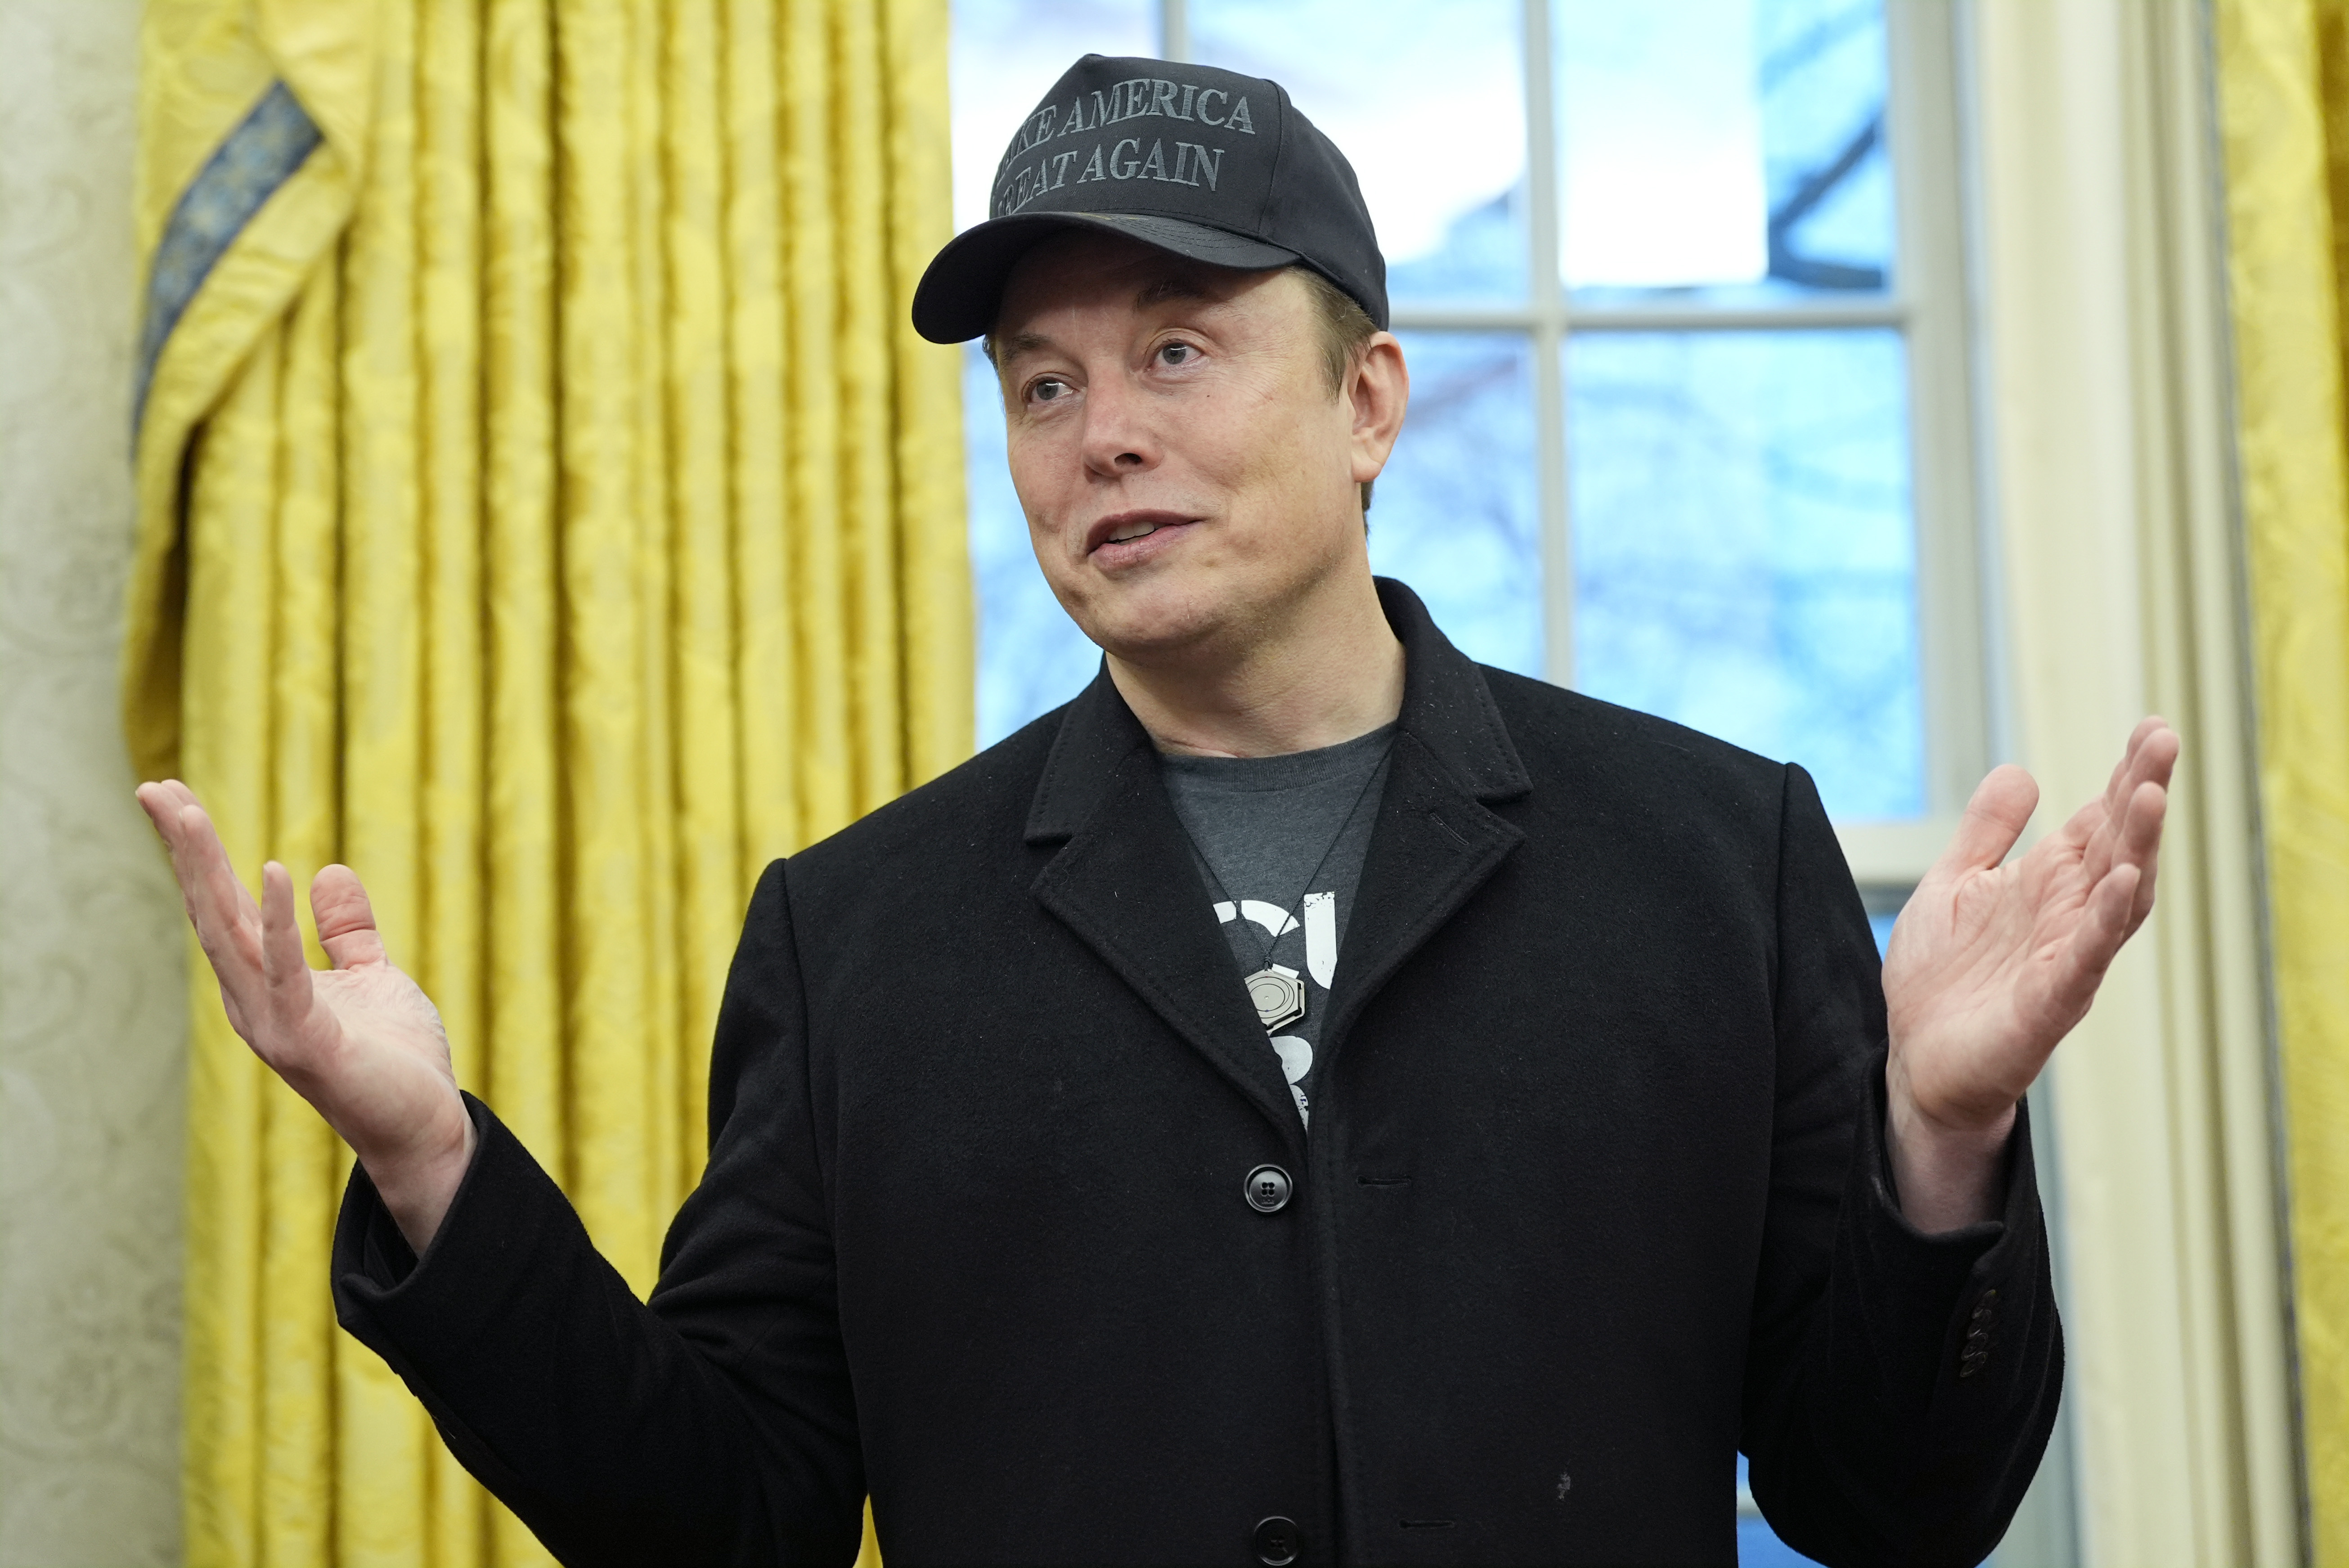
[136,781,475,1250]
[1879,718,2179,1231]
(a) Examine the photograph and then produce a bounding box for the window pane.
[1567,329,1923,820]
[1190,0,1527,306]
[1372,332,1544,676]
[1739,1514,1827,1566]
[952,0,1155,233]
[965,344,1102,746]
[1558,0,1893,304]
[1556,0,1769,290]
[1736,1456,1827,1567]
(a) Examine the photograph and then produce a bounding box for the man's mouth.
[1085,510,1196,560]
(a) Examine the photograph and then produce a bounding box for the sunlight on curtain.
[125,2,966,1562]
[2211,2,2349,1560]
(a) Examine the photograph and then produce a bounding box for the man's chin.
[1061,577,1238,667]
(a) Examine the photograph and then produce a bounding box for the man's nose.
[1079,372,1157,476]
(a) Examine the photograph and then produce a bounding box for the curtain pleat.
[265,264,344,1568]
[478,9,568,1559]
[665,0,742,1192]
[180,319,277,1568]
[785,0,852,840]
[2212,2,2349,1561]
[882,0,971,787]
[416,7,493,1557]
[129,1,969,1560]
[724,0,799,885]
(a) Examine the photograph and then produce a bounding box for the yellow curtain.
[2212,2,2349,1561]
[126,1,967,1562]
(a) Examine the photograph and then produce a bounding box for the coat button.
[1244,1164,1293,1213]
[1253,1515,1301,1565]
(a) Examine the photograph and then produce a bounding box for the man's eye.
[1158,342,1195,367]
[1029,377,1070,403]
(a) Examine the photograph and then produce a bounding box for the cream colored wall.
[0,3,187,1564]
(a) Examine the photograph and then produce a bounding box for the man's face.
[991,231,1398,666]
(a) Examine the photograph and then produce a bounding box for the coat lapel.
[1022,580,1533,1138]
[1316,730,1523,1067]
[1028,677,1306,1143]
[1314,580,1535,1060]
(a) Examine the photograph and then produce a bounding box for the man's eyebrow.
[1136,275,1214,310]
[993,274,1219,365]
[995,330,1051,364]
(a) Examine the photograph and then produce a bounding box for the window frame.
[1159,0,1987,883]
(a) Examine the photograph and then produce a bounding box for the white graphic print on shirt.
[1212,890,1337,1124]
[1160,722,1393,1135]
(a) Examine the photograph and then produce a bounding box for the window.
[953,1,1983,892]
[952,9,1998,1562]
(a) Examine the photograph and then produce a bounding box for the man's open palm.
[136,781,474,1245]
[1883,718,2178,1138]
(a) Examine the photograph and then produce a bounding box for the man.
[140,55,2175,1567]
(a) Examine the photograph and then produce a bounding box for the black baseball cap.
[911,54,1388,344]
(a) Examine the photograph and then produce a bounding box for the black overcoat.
[333,580,2060,1567]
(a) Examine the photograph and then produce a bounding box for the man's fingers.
[135,778,195,815]
[2106,717,2160,791]
[136,783,204,921]
[134,781,179,840]
[2083,754,2171,913]
[2082,861,2139,970]
[137,779,203,846]
[2055,794,2106,853]
[2049,861,2142,1020]
[175,802,261,952]
[1941,763,2038,874]
[2119,780,2167,932]
[2098,729,2138,814]
[139,783,393,975]
[259,861,314,999]
[2071,720,2147,867]
[2077,721,2180,878]
[2101,720,2178,832]
[139,782,239,916]
[257,863,326,1056]
[151,796,278,1029]
[311,865,390,969]
[2122,720,2180,802]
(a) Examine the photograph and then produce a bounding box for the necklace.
[1176,736,1396,1036]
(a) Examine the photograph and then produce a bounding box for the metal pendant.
[1245,967,1307,1034]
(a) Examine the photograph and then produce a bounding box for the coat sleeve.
[1740,764,2063,1568]
[331,861,864,1568]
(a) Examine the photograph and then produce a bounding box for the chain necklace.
[1175,736,1396,1036]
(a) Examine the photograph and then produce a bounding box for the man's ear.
[1348,333,1409,490]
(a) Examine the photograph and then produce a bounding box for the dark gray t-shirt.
[1159,724,1397,1127]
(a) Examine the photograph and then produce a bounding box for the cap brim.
[911,212,1301,344]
